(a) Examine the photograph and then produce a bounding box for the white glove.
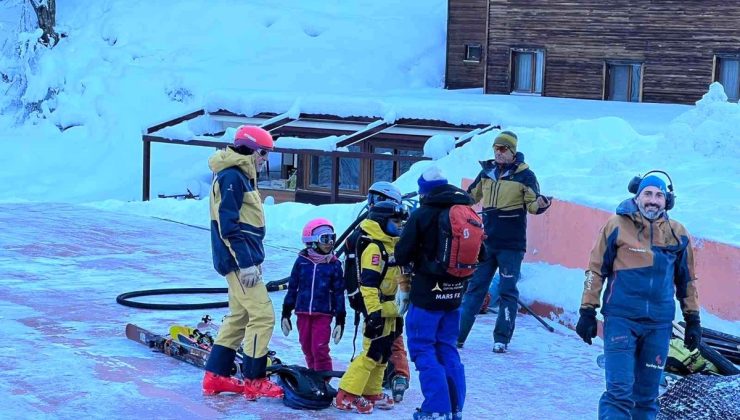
[332,324,344,344]
[396,291,410,316]
[281,317,292,336]
[237,265,261,288]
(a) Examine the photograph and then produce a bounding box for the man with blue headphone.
[577,171,702,419]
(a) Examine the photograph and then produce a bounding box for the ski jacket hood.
[208,147,257,180]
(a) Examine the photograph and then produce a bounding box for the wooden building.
[142,109,496,205]
[446,1,740,104]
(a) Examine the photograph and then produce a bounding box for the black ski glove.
[683,313,702,351]
[281,305,293,337]
[335,311,346,327]
[332,311,346,344]
[576,307,598,345]
[364,311,384,339]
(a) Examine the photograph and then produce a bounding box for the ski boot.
[243,377,284,401]
[334,389,374,414]
[202,371,245,396]
[391,374,409,402]
[364,392,395,410]
[413,408,451,419]
[492,342,507,353]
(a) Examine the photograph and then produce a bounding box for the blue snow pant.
[458,249,524,345]
[599,316,672,420]
[407,304,465,415]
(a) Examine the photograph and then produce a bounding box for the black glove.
[683,313,702,351]
[332,312,346,344]
[281,305,293,337]
[364,311,384,339]
[335,311,346,327]
[576,307,598,345]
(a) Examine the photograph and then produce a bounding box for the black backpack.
[343,229,389,315]
[268,364,343,410]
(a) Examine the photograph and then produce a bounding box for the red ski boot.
[202,371,245,396]
[334,389,374,414]
[365,392,395,410]
[244,377,284,401]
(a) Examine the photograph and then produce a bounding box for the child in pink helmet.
[281,218,346,371]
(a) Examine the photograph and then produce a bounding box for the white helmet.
[368,181,402,205]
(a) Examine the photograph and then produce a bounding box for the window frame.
[713,53,740,102]
[509,47,546,95]
[603,60,644,103]
[464,43,483,63]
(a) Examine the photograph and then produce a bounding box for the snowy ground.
[0,202,608,419]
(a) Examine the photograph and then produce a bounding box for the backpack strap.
[350,235,389,362]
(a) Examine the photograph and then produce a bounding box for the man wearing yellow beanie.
[458,130,551,353]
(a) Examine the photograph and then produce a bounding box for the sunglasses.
[258,149,269,157]
[317,233,336,245]
[494,145,510,153]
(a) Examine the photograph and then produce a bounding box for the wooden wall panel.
[446,0,489,89]
[478,0,740,104]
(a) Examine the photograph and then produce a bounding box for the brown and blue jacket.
[468,152,548,252]
[208,148,266,277]
[580,198,700,323]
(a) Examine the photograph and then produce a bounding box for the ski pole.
[517,298,555,332]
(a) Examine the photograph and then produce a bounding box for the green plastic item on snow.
[665,338,719,375]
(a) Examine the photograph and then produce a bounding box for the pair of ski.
[126,323,277,377]
[678,322,740,365]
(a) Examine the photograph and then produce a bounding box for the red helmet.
[234,125,274,151]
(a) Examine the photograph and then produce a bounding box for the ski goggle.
[317,233,336,245]
[494,145,511,153]
[390,204,410,221]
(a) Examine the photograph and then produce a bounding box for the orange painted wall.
[462,178,740,321]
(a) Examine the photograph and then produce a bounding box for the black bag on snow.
[268,364,344,410]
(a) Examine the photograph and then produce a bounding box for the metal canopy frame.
[142,108,499,202]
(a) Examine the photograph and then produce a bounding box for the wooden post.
[330,154,340,203]
[142,137,151,201]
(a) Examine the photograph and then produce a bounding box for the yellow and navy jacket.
[358,219,405,337]
[208,148,266,276]
[581,198,700,323]
[468,152,547,251]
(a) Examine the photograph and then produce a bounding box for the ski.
[672,321,740,376]
[125,323,214,371]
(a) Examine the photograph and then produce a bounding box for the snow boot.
[334,389,373,414]
[413,408,451,419]
[202,371,245,396]
[391,375,409,402]
[492,342,507,353]
[243,377,284,401]
[365,392,395,410]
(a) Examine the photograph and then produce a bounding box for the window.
[398,149,423,176]
[715,55,740,102]
[605,62,642,102]
[511,48,544,94]
[464,43,482,63]
[372,147,394,183]
[338,145,361,191]
[308,155,332,189]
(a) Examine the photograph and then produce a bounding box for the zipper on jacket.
[308,262,317,315]
[647,222,654,317]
